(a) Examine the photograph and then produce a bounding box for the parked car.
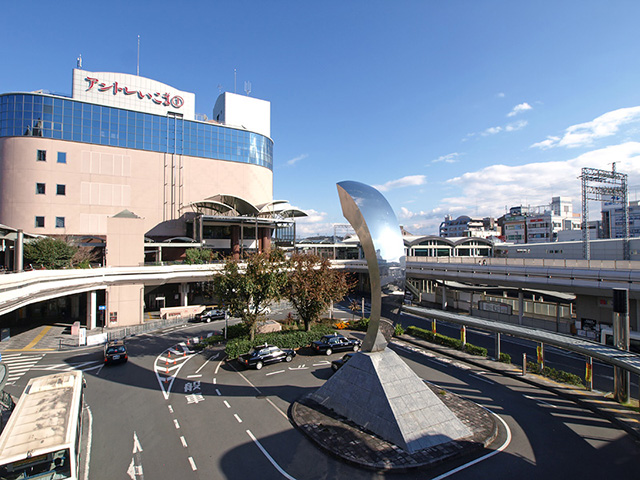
[331,352,356,372]
[195,307,226,322]
[104,340,128,364]
[312,333,361,355]
[238,344,295,370]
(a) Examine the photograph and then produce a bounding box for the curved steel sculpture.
[337,181,406,352]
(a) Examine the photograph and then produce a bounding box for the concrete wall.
[0,136,273,237]
[106,283,144,327]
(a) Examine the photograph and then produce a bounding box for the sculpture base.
[305,349,471,453]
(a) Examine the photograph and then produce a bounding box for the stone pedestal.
[308,348,471,453]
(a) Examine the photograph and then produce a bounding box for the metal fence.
[106,316,192,342]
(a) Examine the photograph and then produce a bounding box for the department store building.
[0,68,304,325]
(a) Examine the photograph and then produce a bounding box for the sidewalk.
[0,324,78,353]
[395,333,640,441]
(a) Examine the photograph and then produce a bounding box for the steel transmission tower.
[580,165,629,260]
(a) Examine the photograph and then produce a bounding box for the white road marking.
[524,395,557,408]
[168,405,173,414]
[180,436,188,448]
[223,400,231,408]
[234,414,243,423]
[431,409,511,479]
[312,361,331,366]
[173,419,180,429]
[246,430,298,480]
[213,378,217,384]
[133,432,143,453]
[215,388,221,396]
[82,405,93,480]
[266,370,285,376]
[195,353,219,374]
[187,374,202,378]
[188,457,197,471]
[472,373,495,385]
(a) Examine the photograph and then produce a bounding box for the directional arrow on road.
[127,432,144,479]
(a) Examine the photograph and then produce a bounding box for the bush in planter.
[499,352,512,364]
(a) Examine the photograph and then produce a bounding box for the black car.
[238,344,296,370]
[195,307,226,323]
[104,340,128,364]
[331,352,356,372]
[312,333,361,355]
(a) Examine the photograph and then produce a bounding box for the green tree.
[185,248,214,264]
[213,251,288,341]
[285,253,355,331]
[23,237,77,269]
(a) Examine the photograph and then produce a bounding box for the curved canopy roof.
[207,194,260,216]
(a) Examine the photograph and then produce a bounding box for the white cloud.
[531,106,640,150]
[482,120,528,136]
[295,209,334,237]
[443,142,640,221]
[373,175,427,192]
[432,153,461,164]
[507,102,532,117]
[505,120,528,132]
[286,153,308,166]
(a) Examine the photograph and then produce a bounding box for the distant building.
[601,200,640,239]
[439,215,499,239]
[499,197,581,244]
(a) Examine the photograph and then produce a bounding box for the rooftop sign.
[72,69,195,120]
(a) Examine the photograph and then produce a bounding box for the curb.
[395,334,640,441]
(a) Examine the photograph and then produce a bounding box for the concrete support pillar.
[231,225,241,260]
[87,291,97,330]
[71,295,80,320]
[495,332,501,360]
[14,229,23,272]
[518,290,524,325]
[179,283,189,307]
[613,288,630,403]
[259,227,271,253]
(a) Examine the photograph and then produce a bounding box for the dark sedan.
[238,344,296,370]
[312,333,361,355]
[331,352,356,372]
[104,340,128,365]
[195,307,226,323]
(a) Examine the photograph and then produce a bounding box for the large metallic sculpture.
[336,181,406,351]
[306,181,470,453]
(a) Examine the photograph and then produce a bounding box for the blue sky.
[3,1,640,237]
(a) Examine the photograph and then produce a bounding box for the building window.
[55,217,65,228]
[57,152,67,164]
[56,184,66,196]
[37,150,46,162]
[36,183,46,195]
[35,216,45,228]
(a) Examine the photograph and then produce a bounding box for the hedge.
[527,361,584,386]
[224,325,337,359]
[406,326,488,357]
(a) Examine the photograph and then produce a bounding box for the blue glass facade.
[0,93,273,170]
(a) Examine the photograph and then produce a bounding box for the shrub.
[223,323,250,339]
[394,324,405,337]
[351,318,370,332]
[193,335,224,351]
[406,325,487,357]
[463,343,487,357]
[526,361,583,386]
[499,352,511,364]
[225,325,336,359]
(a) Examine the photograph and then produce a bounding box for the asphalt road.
[3,315,639,479]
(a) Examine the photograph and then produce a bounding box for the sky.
[3,1,640,238]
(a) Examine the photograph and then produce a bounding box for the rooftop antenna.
[76,54,82,69]
[244,81,251,96]
[137,35,140,76]
[234,69,237,93]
